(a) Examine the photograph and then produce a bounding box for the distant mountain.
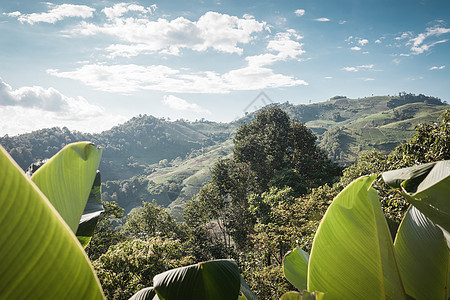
[1,115,235,181]
[1,93,448,215]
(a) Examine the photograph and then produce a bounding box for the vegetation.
[0,95,448,299]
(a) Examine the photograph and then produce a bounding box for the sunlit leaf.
[0,146,104,299]
[31,142,102,233]
[308,175,406,299]
[283,247,309,291]
[382,160,450,233]
[394,206,449,299]
[153,259,241,300]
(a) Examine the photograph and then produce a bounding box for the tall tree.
[185,105,340,253]
[234,106,340,193]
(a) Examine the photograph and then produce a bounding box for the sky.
[0,0,449,136]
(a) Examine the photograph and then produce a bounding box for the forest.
[0,95,449,299]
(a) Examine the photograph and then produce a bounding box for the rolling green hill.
[1,93,448,215]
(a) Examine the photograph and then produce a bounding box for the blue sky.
[0,0,449,135]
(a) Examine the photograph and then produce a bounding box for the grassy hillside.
[314,99,448,163]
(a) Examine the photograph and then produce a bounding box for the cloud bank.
[71,10,267,57]
[0,78,125,135]
[47,61,308,94]
[5,4,95,24]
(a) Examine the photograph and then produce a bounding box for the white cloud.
[6,4,95,24]
[102,3,156,19]
[163,95,210,114]
[314,18,330,22]
[342,64,374,72]
[338,20,347,25]
[48,63,308,94]
[410,39,448,54]
[375,39,381,44]
[71,11,267,57]
[362,78,375,81]
[407,25,450,54]
[395,32,411,40]
[429,65,445,70]
[4,11,21,17]
[358,39,369,46]
[246,30,305,67]
[342,67,358,72]
[294,9,305,16]
[350,46,361,51]
[223,66,307,90]
[0,78,125,135]
[324,76,333,79]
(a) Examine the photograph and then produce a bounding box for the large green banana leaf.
[31,142,102,233]
[76,170,104,247]
[0,145,104,299]
[283,247,309,291]
[152,259,241,300]
[382,160,450,233]
[307,175,406,299]
[394,206,449,299]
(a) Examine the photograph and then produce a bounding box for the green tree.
[234,106,340,192]
[123,201,183,240]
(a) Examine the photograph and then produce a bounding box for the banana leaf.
[0,145,104,299]
[152,259,241,300]
[382,160,450,233]
[307,175,406,299]
[283,247,309,291]
[30,142,102,233]
[129,287,159,300]
[394,206,449,299]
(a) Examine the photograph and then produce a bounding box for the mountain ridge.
[1,93,448,215]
